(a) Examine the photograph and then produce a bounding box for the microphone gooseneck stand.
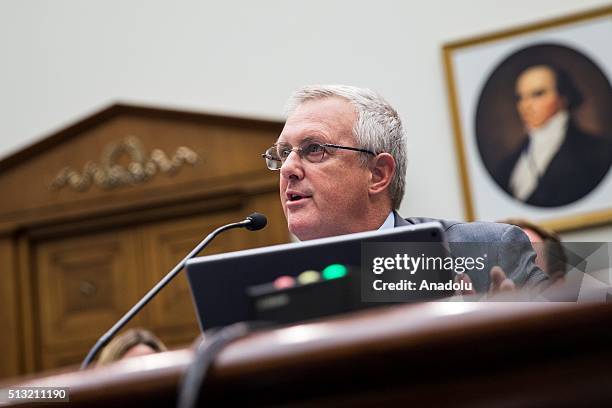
[80,213,267,369]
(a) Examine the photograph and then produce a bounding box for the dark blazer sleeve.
[497,224,549,291]
[404,214,550,293]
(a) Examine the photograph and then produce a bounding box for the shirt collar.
[526,109,569,175]
[378,211,395,230]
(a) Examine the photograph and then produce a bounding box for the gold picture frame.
[443,6,612,232]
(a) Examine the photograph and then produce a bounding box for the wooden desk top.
[4,301,612,407]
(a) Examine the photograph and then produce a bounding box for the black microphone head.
[245,212,267,231]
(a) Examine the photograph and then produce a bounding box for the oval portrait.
[475,43,612,207]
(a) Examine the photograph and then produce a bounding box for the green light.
[322,264,347,280]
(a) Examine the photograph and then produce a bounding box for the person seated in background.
[96,328,167,366]
[262,84,548,294]
[500,218,567,285]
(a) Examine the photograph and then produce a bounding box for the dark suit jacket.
[394,212,548,293]
[495,122,612,207]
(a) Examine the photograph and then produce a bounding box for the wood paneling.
[140,191,287,349]
[0,238,20,377]
[36,229,143,350]
[0,105,283,234]
[0,105,289,379]
[142,210,247,340]
[16,236,36,374]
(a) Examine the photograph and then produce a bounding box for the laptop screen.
[186,222,447,330]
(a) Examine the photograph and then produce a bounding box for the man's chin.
[288,217,322,241]
[289,221,347,241]
[288,223,315,241]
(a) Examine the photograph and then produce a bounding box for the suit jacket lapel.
[393,211,412,227]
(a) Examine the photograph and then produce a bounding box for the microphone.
[80,212,268,369]
[245,212,267,231]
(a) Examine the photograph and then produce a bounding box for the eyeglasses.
[261,141,377,170]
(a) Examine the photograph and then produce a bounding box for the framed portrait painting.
[443,6,612,232]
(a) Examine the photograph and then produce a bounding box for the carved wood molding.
[49,136,200,192]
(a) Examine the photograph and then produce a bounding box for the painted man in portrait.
[494,63,612,207]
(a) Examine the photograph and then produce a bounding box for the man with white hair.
[262,85,548,293]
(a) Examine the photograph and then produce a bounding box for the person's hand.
[454,272,476,296]
[454,266,516,296]
[488,266,516,293]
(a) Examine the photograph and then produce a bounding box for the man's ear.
[368,153,395,196]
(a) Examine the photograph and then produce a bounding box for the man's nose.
[280,150,304,181]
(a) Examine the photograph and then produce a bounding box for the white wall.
[0,0,609,240]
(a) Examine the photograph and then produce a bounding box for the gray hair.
[286,84,407,209]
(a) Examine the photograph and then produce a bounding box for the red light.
[273,275,296,290]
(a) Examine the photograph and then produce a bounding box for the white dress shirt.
[510,110,569,201]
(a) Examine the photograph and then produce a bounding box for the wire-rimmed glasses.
[261,141,376,170]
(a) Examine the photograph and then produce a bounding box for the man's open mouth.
[289,194,305,202]
[286,192,311,202]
